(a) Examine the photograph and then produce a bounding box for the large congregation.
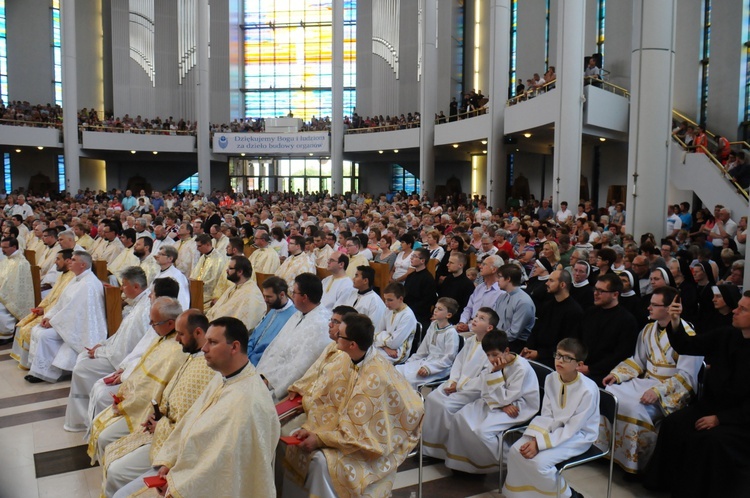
[0,188,748,498]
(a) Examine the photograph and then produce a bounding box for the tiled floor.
[0,343,668,498]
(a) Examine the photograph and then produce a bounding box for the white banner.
[212,132,330,154]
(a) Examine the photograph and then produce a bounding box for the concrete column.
[552,0,586,210]
[486,0,510,209]
[418,0,438,199]
[196,0,211,194]
[60,0,80,193]
[331,0,344,195]
[626,0,676,239]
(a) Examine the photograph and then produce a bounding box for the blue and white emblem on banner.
[218,135,228,149]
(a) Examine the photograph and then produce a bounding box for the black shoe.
[569,488,584,498]
[0,337,14,346]
[24,375,44,384]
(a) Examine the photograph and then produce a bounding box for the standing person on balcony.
[692,125,708,153]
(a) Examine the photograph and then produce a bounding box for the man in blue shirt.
[494,263,536,353]
[121,189,137,211]
[247,276,296,365]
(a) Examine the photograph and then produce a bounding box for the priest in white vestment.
[319,252,354,310]
[174,224,199,277]
[151,245,190,310]
[64,267,152,432]
[98,224,126,265]
[275,235,316,288]
[133,236,161,285]
[189,234,228,310]
[0,237,34,342]
[128,317,280,498]
[312,233,334,268]
[206,255,265,331]
[257,273,332,401]
[106,229,138,284]
[341,265,386,326]
[248,230,281,274]
[27,251,107,383]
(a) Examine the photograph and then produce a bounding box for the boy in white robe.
[503,338,599,498]
[422,307,499,459]
[445,329,541,473]
[396,297,460,388]
[373,282,417,364]
[341,265,386,327]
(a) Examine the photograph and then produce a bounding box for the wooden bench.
[189,279,204,310]
[93,260,110,282]
[316,267,332,280]
[243,245,256,258]
[24,249,36,266]
[104,285,123,337]
[468,253,478,269]
[30,265,42,306]
[255,272,273,290]
[369,261,390,297]
[427,259,438,278]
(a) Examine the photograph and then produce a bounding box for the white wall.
[6,0,54,104]
[76,0,105,113]
[80,158,107,191]
[516,0,547,91]
[604,0,632,89]
[672,2,702,120]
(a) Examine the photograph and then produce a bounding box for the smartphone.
[151,399,163,421]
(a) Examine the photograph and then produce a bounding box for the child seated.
[396,297,460,388]
[503,338,599,498]
[373,283,418,364]
[445,329,540,473]
[422,307,499,459]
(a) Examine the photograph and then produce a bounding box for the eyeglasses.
[553,352,578,363]
[149,319,171,326]
[336,333,354,341]
[593,287,616,294]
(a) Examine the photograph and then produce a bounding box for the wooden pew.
[316,267,332,280]
[104,285,123,337]
[189,279,204,310]
[369,261,390,297]
[30,265,42,306]
[243,245,256,258]
[24,249,36,266]
[468,253,478,269]
[427,259,438,278]
[93,260,109,283]
[256,272,273,290]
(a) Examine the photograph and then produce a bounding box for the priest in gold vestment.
[102,310,214,498]
[0,237,35,343]
[248,230,281,274]
[284,313,424,498]
[125,317,280,498]
[206,256,265,331]
[189,234,227,311]
[87,297,187,464]
[11,249,74,366]
[275,235,316,288]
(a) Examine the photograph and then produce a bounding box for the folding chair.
[554,389,618,498]
[498,360,554,489]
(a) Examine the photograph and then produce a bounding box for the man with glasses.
[152,245,189,310]
[600,286,702,475]
[87,297,186,465]
[257,273,332,401]
[632,254,652,296]
[207,255,265,331]
[578,273,638,386]
[457,255,504,333]
[189,233,227,311]
[319,253,353,311]
[343,236,368,279]
[275,234,315,288]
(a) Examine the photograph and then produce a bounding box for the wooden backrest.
[468,253,478,269]
[427,259,438,278]
[189,279,204,310]
[316,267,332,280]
[256,272,273,290]
[369,261,390,297]
[244,245,256,258]
[104,285,123,337]
[30,265,42,306]
[24,249,36,266]
[93,260,109,282]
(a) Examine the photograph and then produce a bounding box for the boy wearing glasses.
[445,329,540,473]
[599,286,702,474]
[503,338,599,498]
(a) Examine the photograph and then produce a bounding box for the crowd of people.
[0,187,747,497]
[0,100,62,127]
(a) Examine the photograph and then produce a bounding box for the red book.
[275,396,302,416]
[280,435,302,445]
[143,476,167,488]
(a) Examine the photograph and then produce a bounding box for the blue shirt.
[678,212,693,231]
[459,281,503,324]
[493,288,536,343]
[247,300,297,366]
[121,196,137,211]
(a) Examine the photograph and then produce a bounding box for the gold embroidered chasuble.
[206,279,265,331]
[285,348,424,498]
[248,246,280,274]
[189,250,226,310]
[87,331,186,463]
